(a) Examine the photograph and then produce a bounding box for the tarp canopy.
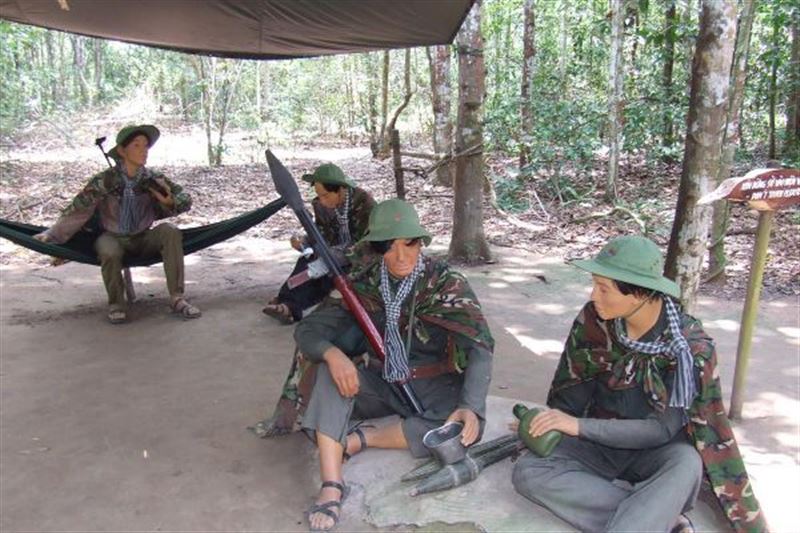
[0,0,474,59]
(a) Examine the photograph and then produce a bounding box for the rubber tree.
[606,0,627,203]
[707,0,756,282]
[519,0,536,169]
[665,0,737,311]
[427,45,454,186]
[449,0,491,265]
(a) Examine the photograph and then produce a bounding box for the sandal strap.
[352,427,368,452]
[321,480,345,493]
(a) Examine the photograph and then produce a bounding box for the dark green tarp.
[0,0,473,59]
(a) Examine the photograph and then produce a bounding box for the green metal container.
[513,403,562,457]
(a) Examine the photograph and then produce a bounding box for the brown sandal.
[172,297,202,319]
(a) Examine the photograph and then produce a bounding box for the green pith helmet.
[301,163,356,188]
[360,198,432,246]
[570,235,680,298]
[107,124,160,159]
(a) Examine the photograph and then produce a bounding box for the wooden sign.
[699,168,800,211]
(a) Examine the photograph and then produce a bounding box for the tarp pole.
[729,209,774,420]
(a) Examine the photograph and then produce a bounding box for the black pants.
[277,255,334,321]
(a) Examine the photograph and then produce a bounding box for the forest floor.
[1,114,798,299]
[1,116,798,531]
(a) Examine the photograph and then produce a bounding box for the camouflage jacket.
[44,167,192,244]
[312,186,375,247]
[352,254,495,367]
[549,302,767,533]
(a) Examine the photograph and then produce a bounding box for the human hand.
[507,419,520,433]
[33,232,51,243]
[148,178,174,208]
[529,408,578,438]
[446,408,480,446]
[290,234,305,251]
[323,347,359,398]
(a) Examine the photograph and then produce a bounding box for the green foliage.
[0,0,796,170]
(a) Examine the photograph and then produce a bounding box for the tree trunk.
[768,8,779,160]
[365,53,378,149]
[708,0,756,283]
[664,0,737,312]
[449,0,491,265]
[427,45,454,186]
[71,36,89,106]
[45,32,57,109]
[558,0,568,93]
[520,0,536,169]
[662,0,677,151]
[386,48,413,133]
[93,39,103,103]
[784,6,799,155]
[606,0,626,203]
[372,50,391,157]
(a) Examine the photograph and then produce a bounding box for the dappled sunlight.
[703,318,740,332]
[505,327,563,358]
[776,327,800,346]
[532,303,571,315]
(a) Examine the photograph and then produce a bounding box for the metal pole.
[729,209,775,419]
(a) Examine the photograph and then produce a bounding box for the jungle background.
[0,0,798,300]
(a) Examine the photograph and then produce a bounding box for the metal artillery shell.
[401,433,517,482]
[408,439,520,497]
[409,455,481,496]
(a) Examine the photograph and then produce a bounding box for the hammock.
[0,198,286,267]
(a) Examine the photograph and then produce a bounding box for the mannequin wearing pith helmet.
[33,124,201,324]
[512,235,766,533]
[262,162,375,324]
[277,199,494,531]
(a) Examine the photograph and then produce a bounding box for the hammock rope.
[0,198,286,267]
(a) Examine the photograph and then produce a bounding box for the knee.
[512,454,553,500]
[96,242,123,263]
[156,223,182,243]
[662,444,703,485]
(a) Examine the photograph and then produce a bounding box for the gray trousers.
[94,223,184,310]
[301,363,456,458]
[512,434,702,532]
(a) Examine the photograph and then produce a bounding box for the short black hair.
[316,182,342,193]
[369,237,422,256]
[613,280,660,300]
[120,130,152,148]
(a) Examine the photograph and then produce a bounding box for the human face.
[590,275,645,320]
[118,134,149,171]
[314,182,345,209]
[383,239,422,279]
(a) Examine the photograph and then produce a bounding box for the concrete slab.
[1,237,797,531]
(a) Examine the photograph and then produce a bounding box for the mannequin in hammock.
[262,163,375,325]
[33,124,200,324]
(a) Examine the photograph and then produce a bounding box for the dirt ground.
[1,236,798,532]
[1,121,798,531]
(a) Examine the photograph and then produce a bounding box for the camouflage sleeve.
[312,198,337,245]
[154,174,192,219]
[546,305,597,416]
[43,172,107,243]
[350,188,376,241]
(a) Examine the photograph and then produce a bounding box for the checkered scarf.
[118,162,147,235]
[379,254,425,383]
[335,188,352,246]
[613,296,698,408]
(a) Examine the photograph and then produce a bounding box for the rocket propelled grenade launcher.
[265,150,424,414]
